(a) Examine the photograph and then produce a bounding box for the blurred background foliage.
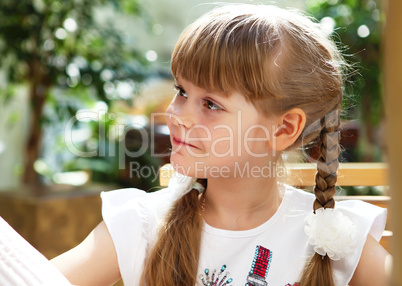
[0,0,385,195]
[0,0,161,191]
[306,0,384,163]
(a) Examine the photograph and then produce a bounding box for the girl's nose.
[169,111,193,129]
[166,94,196,128]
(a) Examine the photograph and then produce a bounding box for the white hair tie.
[304,207,359,261]
[168,172,204,202]
[191,182,205,194]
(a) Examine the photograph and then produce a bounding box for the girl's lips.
[172,136,199,149]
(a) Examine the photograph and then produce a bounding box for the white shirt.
[101,183,386,286]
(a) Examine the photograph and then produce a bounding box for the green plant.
[0,0,148,188]
[306,0,384,161]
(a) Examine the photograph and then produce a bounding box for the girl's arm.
[51,221,121,286]
[349,234,391,286]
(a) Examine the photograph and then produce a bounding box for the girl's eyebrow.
[175,78,229,100]
[174,80,183,88]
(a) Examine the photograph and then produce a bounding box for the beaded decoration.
[199,246,300,286]
[199,264,233,286]
[246,245,272,286]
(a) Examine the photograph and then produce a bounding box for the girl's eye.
[174,85,187,98]
[173,84,223,112]
[204,99,222,111]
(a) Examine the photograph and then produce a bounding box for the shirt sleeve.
[332,199,387,286]
[102,187,174,286]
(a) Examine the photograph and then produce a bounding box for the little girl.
[52,4,389,286]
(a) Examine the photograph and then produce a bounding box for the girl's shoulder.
[100,187,171,285]
[101,187,171,212]
[100,187,172,234]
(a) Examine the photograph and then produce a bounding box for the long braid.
[140,180,206,286]
[313,108,341,212]
[300,108,341,286]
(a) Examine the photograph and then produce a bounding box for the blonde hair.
[142,4,345,285]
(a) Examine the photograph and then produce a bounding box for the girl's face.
[165,77,279,179]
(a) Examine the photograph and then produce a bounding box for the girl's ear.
[270,108,306,151]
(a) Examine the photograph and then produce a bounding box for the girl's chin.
[169,157,203,178]
[170,164,195,178]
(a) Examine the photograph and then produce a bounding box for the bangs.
[171,7,282,104]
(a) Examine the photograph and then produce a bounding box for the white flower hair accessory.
[168,172,205,202]
[305,208,359,261]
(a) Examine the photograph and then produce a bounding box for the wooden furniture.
[0,184,117,259]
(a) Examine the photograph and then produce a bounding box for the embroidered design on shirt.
[199,264,233,286]
[199,246,299,286]
[246,245,272,286]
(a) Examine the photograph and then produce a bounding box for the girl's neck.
[201,176,282,231]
